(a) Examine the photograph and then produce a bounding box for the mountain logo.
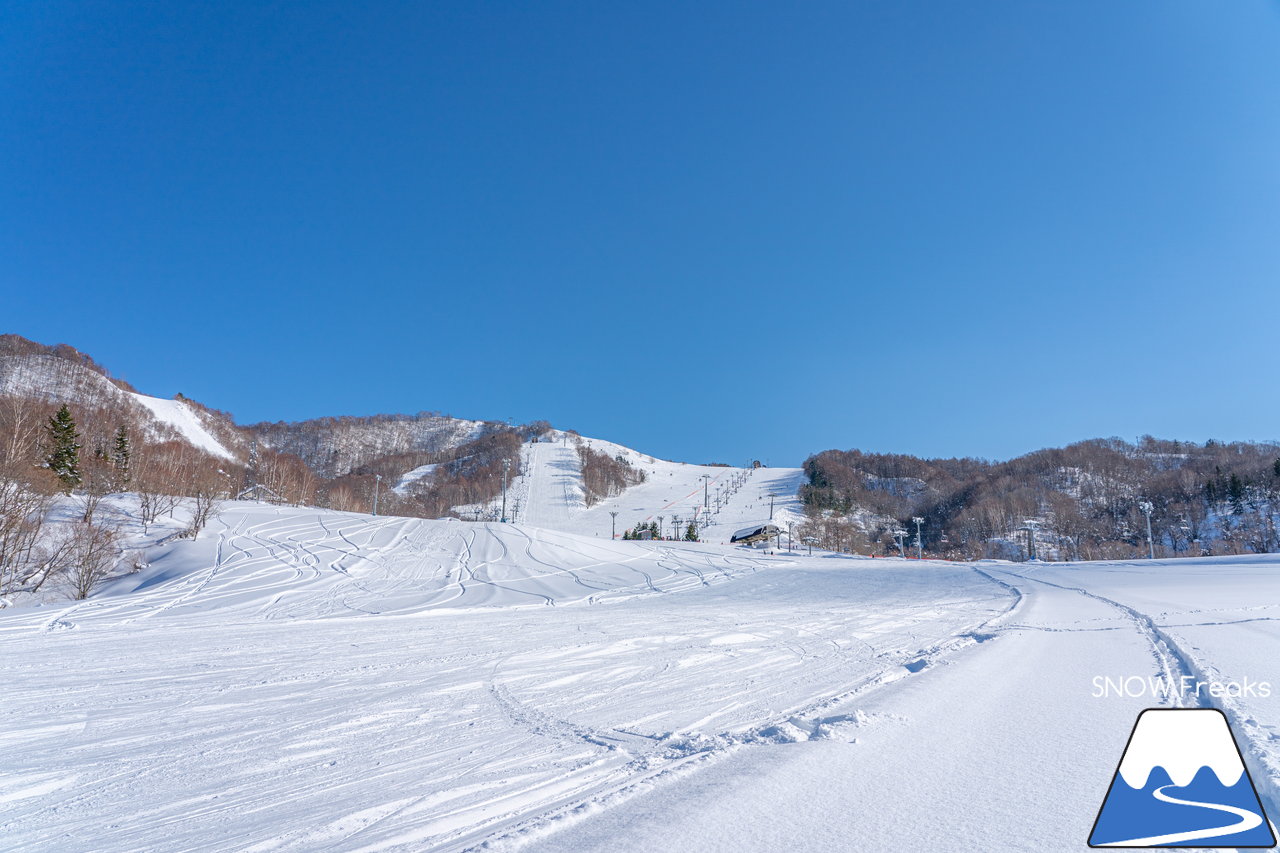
[1089,708,1276,848]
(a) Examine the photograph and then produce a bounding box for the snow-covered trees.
[0,478,60,596]
[400,430,524,519]
[248,412,491,478]
[1,399,71,595]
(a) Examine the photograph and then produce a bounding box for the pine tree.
[1273,457,1280,479]
[44,404,82,491]
[1228,473,1246,516]
[684,522,698,542]
[112,425,131,490]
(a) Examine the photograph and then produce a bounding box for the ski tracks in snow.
[984,565,1280,836]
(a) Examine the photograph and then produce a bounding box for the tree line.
[800,436,1280,560]
[1,396,232,600]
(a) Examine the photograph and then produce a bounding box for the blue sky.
[4,1,1278,466]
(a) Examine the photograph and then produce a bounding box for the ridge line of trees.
[800,436,1280,560]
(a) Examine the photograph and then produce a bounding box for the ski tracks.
[990,565,1280,831]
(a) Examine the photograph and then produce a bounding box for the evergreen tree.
[684,522,698,542]
[1273,457,1280,478]
[1228,473,1246,516]
[111,425,131,490]
[44,404,82,491]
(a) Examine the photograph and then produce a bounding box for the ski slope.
[503,433,806,543]
[0,502,1009,852]
[3,502,1279,851]
[129,393,235,460]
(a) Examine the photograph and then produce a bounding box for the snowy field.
[2,503,1279,851]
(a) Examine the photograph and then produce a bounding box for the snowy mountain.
[1091,708,1275,847]
[2,336,780,535]
[0,336,518,509]
[247,411,494,478]
[0,336,242,461]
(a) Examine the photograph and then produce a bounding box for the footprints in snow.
[487,676,908,764]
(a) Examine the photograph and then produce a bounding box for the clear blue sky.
[4,1,1278,466]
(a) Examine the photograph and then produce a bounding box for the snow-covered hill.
[0,501,1008,850]
[128,393,235,459]
[248,413,492,478]
[0,347,239,459]
[4,502,1280,851]
[485,431,807,543]
[21,502,774,621]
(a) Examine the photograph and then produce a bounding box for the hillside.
[801,438,1280,561]
[0,336,526,521]
[5,333,1280,564]
[247,412,495,478]
[0,335,241,462]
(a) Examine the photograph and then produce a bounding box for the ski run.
[2,450,1280,851]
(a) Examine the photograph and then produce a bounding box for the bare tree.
[134,442,186,530]
[181,458,231,539]
[77,449,116,523]
[60,521,121,600]
[0,398,66,596]
[0,483,58,595]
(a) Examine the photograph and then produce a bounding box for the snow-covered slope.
[4,502,1280,852]
[129,393,234,459]
[20,502,771,622]
[0,348,242,461]
[499,432,807,542]
[0,502,1008,851]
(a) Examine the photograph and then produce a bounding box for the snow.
[501,432,807,543]
[129,393,234,460]
[0,353,122,400]
[3,498,1279,851]
[522,558,1280,853]
[393,462,439,495]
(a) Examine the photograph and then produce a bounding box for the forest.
[799,436,1280,560]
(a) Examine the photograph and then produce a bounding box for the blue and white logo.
[1090,708,1276,848]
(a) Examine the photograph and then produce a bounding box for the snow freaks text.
[1092,675,1272,700]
